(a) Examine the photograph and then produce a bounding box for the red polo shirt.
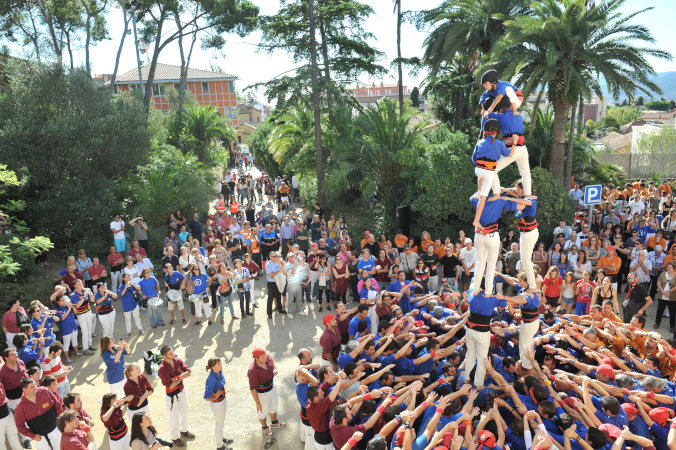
[306,382,332,432]
[14,387,64,439]
[158,358,190,394]
[124,374,154,407]
[60,428,89,450]
[247,355,274,391]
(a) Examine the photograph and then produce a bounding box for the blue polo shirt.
[138,277,159,297]
[470,195,518,225]
[56,304,78,335]
[357,258,376,273]
[165,271,185,289]
[472,138,511,166]
[516,198,537,219]
[487,111,524,136]
[204,370,226,399]
[265,260,282,282]
[591,396,628,428]
[386,280,410,312]
[348,315,371,337]
[468,290,507,316]
[103,348,130,384]
[118,284,138,313]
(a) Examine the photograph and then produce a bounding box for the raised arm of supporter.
[394,336,416,360]
[360,364,395,386]
[441,313,469,342]
[351,334,375,359]
[631,396,654,427]
[424,395,451,440]
[668,423,676,450]
[465,412,476,450]
[473,410,493,439]
[339,431,364,450]
[496,292,529,304]
[563,423,593,450]
[424,422,457,450]
[297,367,319,386]
[580,377,599,415]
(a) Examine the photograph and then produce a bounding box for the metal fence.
[596,152,676,179]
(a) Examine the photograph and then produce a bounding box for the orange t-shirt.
[420,239,434,253]
[660,184,673,197]
[597,255,621,275]
[393,235,408,249]
[646,237,667,250]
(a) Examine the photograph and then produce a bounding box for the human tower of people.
[293,69,675,450]
[2,70,676,450]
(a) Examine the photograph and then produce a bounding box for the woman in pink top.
[3,299,29,350]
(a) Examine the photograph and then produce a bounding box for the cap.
[490,334,500,347]
[602,357,615,368]
[621,402,639,418]
[597,364,615,379]
[649,407,674,426]
[607,245,615,251]
[464,238,472,244]
[598,424,621,440]
[311,242,318,247]
[476,430,496,450]
[364,231,370,236]
[252,347,266,358]
[322,314,336,326]
[560,397,580,412]
[656,245,663,251]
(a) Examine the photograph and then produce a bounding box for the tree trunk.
[396,0,403,115]
[308,0,325,206]
[65,30,75,70]
[318,15,334,123]
[564,97,578,183]
[551,95,570,184]
[143,11,165,109]
[577,93,584,136]
[83,3,92,74]
[176,14,186,115]
[109,1,130,97]
[453,66,464,131]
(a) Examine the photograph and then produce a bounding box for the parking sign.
[584,184,602,206]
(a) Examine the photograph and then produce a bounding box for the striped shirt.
[41,357,67,387]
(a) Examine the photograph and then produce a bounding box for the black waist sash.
[128,398,149,411]
[468,312,491,332]
[522,308,539,323]
[256,377,274,393]
[27,405,57,437]
[5,385,22,400]
[0,403,8,419]
[108,420,128,441]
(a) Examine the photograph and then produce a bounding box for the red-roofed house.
[110,63,239,125]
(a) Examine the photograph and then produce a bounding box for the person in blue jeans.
[216,263,238,321]
[138,269,165,328]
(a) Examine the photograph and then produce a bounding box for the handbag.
[219,280,232,296]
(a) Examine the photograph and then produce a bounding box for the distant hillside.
[599,71,676,103]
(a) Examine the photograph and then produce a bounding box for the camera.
[155,438,174,447]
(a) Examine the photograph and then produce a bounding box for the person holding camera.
[100,393,131,450]
[130,411,169,450]
[129,217,150,253]
[101,336,131,398]
[94,283,117,338]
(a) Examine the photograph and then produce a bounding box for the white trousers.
[0,411,22,450]
[124,308,143,334]
[165,389,189,440]
[210,399,227,446]
[126,403,150,423]
[31,427,61,450]
[465,328,490,387]
[98,310,116,339]
[7,398,19,410]
[108,432,131,450]
[77,311,94,350]
[109,380,125,397]
[300,421,315,450]
[315,442,335,450]
[193,297,212,319]
[473,232,501,294]
[250,278,257,306]
[110,271,123,295]
[520,320,540,369]
[256,385,279,419]
[475,167,495,196]
[520,228,539,290]
[62,331,78,353]
[5,332,16,350]
[491,145,531,196]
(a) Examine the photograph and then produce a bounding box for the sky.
[5,0,676,104]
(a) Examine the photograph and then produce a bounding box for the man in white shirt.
[553,221,572,240]
[459,238,478,292]
[110,214,126,254]
[569,183,584,207]
[134,253,155,278]
[564,232,581,252]
[627,195,645,216]
[291,174,300,203]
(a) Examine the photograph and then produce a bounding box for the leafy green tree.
[410,86,420,108]
[488,0,670,185]
[636,96,645,107]
[0,61,151,250]
[177,104,235,163]
[602,116,620,132]
[248,120,280,177]
[606,106,641,125]
[0,165,53,277]
[644,100,672,111]
[419,0,528,130]
[268,106,318,174]
[121,145,216,224]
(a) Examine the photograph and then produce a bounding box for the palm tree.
[328,99,424,213]
[178,105,236,162]
[420,0,528,129]
[487,0,670,184]
[268,106,319,174]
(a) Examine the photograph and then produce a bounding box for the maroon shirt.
[337,310,358,335]
[101,406,126,432]
[0,382,7,406]
[306,382,333,432]
[247,354,274,391]
[319,327,341,361]
[330,417,367,449]
[14,386,65,438]
[61,271,84,291]
[158,358,190,394]
[0,360,27,395]
[60,428,88,450]
[374,258,393,283]
[124,374,154,407]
